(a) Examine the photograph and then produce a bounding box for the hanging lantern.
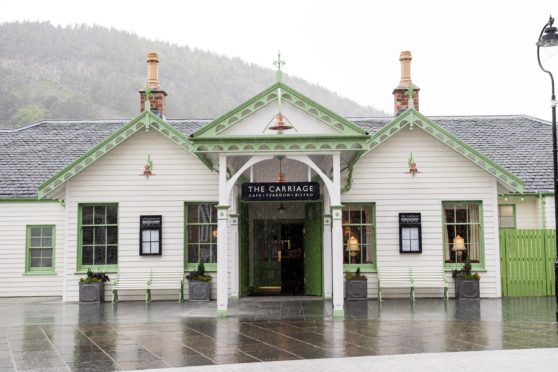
[269,113,293,131]
[276,156,286,183]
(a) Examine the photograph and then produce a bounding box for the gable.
[361,109,524,193]
[37,111,204,199]
[192,82,368,139]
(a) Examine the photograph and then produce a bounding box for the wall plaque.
[241,182,320,201]
[399,213,422,253]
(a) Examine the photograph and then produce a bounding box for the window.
[498,205,516,229]
[342,204,375,267]
[140,215,162,255]
[79,204,118,269]
[185,203,217,268]
[26,225,55,273]
[443,202,483,264]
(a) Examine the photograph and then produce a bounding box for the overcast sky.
[2,0,558,119]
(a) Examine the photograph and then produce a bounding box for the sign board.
[399,213,422,253]
[140,215,162,255]
[241,182,320,201]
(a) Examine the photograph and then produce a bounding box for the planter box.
[189,280,211,301]
[79,282,105,303]
[455,278,480,299]
[345,279,367,301]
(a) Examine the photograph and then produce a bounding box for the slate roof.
[0,115,552,199]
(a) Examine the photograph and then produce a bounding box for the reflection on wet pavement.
[0,297,556,371]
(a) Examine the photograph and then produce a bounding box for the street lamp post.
[536,15,558,322]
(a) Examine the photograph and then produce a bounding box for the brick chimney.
[139,52,167,118]
[393,51,419,115]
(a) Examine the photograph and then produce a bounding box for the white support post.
[62,183,69,302]
[217,154,229,317]
[230,185,239,299]
[331,152,344,317]
[323,187,333,299]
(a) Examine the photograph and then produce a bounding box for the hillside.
[0,22,384,129]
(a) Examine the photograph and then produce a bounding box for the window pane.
[94,246,106,264]
[30,237,41,247]
[42,258,52,267]
[31,258,41,267]
[94,206,106,225]
[199,204,211,224]
[200,244,211,262]
[82,206,93,225]
[41,227,53,238]
[82,227,93,245]
[211,205,217,223]
[41,237,52,247]
[30,227,42,237]
[142,241,152,254]
[106,205,117,224]
[188,205,199,223]
[150,242,160,254]
[95,227,106,244]
[188,244,199,263]
[501,216,515,228]
[188,226,199,243]
[142,230,151,242]
[107,246,118,264]
[199,225,210,243]
[30,248,41,258]
[107,227,118,244]
[82,246,93,265]
[350,210,361,224]
[150,230,159,242]
[456,207,467,223]
[500,205,513,217]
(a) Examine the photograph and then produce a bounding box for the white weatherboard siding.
[63,129,218,301]
[0,202,64,297]
[497,196,542,228]
[343,127,500,298]
[545,195,556,229]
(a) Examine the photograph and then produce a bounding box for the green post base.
[216,309,228,318]
[333,309,345,318]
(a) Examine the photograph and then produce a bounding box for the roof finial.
[407,82,415,110]
[273,50,286,82]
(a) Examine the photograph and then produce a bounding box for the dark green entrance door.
[304,203,323,296]
[254,220,305,295]
[254,220,282,294]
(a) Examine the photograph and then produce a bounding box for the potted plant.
[345,267,368,301]
[79,269,110,303]
[452,257,480,299]
[186,261,212,301]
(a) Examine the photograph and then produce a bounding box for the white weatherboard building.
[0,52,554,316]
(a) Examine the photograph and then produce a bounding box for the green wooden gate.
[499,229,556,297]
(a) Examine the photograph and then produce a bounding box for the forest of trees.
[0,22,384,129]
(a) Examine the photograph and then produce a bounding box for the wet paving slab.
[0,296,556,371]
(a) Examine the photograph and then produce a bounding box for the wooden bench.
[112,270,184,303]
[377,268,448,302]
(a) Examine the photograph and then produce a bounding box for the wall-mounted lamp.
[407,152,419,175]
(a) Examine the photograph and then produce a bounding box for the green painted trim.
[342,202,376,269]
[192,82,368,139]
[216,309,228,318]
[37,111,202,199]
[0,199,59,203]
[25,225,56,273]
[333,309,345,318]
[364,109,524,193]
[441,200,485,270]
[184,202,219,269]
[498,204,516,229]
[77,203,119,272]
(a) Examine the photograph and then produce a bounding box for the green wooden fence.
[499,229,556,297]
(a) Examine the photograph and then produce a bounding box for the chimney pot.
[140,52,167,117]
[393,50,420,115]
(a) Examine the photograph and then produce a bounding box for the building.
[0,51,554,316]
